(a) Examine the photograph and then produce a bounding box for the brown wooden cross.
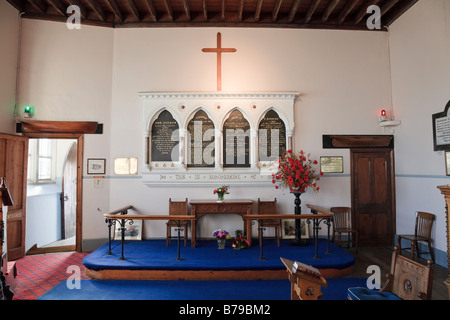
[202,32,237,91]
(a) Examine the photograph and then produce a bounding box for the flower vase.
[217,193,225,202]
[217,238,226,249]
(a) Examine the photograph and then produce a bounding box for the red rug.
[12,252,90,300]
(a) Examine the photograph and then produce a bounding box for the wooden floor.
[343,245,449,300]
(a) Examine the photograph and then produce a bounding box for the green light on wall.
[24,105,34,118]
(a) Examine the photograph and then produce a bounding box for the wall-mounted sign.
[433,100,450,151]
[320,156,343,173]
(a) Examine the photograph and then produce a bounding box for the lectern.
[1,177,15,300]
[280,257,327,300]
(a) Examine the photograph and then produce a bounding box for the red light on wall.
[380,109,387,121]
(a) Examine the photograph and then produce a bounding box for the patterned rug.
[12,252,89,300]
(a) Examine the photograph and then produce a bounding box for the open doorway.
[25,138,78,254]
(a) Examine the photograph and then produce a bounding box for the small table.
[190,199,254,248]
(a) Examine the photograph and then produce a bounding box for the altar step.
[83,239,355,281]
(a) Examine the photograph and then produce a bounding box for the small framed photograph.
[281,219,309,239]
[446,151,450,176]
[87,158,106,175]
[114,220,142,241]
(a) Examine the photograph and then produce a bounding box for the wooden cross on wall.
[202,32,237,91]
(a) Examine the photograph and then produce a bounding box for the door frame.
[24,133,83,252]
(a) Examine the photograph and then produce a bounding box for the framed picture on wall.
[87,158,106,175]
[114,220,142,241]
[281,219,309,239]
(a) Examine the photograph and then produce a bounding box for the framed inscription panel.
[433,100,450,151]
[151,110,179,162]
[223,110,250,168]
[187,110,215,168]
[320,156,343,173]
[258,109,286,161]
[140,91,298,178]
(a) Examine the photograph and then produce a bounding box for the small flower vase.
[217,193,225,202]
[217,238,226,249]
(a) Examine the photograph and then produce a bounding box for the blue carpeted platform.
[38,278,368,300]
[83,239,355,272]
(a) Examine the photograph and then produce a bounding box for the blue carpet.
[83,239,355,272]
[38,278,368,300]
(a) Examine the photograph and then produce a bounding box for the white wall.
[0,1,19,134]
[389,0,450,263]
[17,20,114,242]
[108,27,392,240]
[17,20,394,250]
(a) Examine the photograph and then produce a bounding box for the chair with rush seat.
[166,198,189,247]
[330,207,358,251]
[257,198,280,247]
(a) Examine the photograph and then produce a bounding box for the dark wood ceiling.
[6,0,418,30]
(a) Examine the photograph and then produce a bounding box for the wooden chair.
[166,198,189,247]
[330,207,358,251]
[257,198,280,246]
[348,247,433,300]
[397,211,435,263]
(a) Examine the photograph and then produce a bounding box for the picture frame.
[446,151,450,176]
[320,156,344,173]
[87,158,106,175]
[113,220,142,241]
[281,219,309,239]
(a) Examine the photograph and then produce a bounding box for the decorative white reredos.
[139,91,299,186]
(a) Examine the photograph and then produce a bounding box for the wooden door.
[0,133,28,260]
[62,142,77,239]
[351,149,395,246]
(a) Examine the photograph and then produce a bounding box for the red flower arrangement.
[272,149,322,192]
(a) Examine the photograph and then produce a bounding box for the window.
[28,139,56,184]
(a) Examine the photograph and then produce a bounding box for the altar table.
[190,199,254,248]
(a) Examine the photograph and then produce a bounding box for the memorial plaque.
[433,100,450,151]
[258,110,286,161]
[223,110,250,167]
[151,110,179,161]
[187,110,215,167]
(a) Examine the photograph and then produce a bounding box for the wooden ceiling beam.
[66,0,87,19]
[237,0,244,21]
[202,0,207,20]
[381,0,401,15]
[221,0,225,20]
[162,0,173,21]
[322,0,339,23]
[338,0,359,24]
[125,0,140,21]
[144,0,157,22]
[288,0,301,23]
[26,0,47,14]
[272,0,282,22]
[255,0,263,21]
[46,0,66,16]
[305,0,321,23]
[85,0,106,21]
[105,0,124,22]
[182,0,191,20]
